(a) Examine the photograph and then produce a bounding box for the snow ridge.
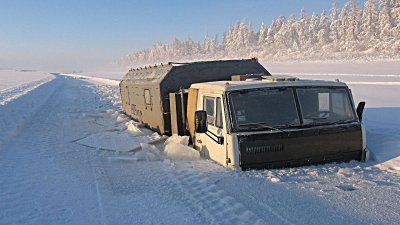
[0,76,54,106]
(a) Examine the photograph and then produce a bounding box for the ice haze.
[0,0,361,72]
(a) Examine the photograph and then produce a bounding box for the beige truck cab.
[187,75,368,169]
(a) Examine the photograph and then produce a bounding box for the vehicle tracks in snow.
[0,77,110,224]
[161,162,266,225]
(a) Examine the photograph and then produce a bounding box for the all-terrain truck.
[119,58,368,169]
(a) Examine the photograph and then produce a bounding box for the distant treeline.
[117,0,400,67]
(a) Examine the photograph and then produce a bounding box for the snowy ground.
[0,69,399,224]
[0,69,53,91]
[0,69,54,106]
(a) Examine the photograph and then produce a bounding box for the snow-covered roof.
[121,64,173,84]
[120,59,270,85]
[190,79,348,92]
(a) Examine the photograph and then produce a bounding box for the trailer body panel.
[120,59,269,134]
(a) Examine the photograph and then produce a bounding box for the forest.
[117,0,400,67]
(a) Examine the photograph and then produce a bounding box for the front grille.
[238,123,363,169]
[245,144,284,155]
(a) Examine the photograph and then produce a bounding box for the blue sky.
[0,0,362,71]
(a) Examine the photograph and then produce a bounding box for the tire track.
[162,164,266,225]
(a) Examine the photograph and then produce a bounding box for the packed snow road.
[0,75,399,225]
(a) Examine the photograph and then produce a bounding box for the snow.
[0,74,58,146]
[71,108,164,152]
[163,135,200,161]
[0,69,54,105]
[77,131,150,152]
[0,66,399,224]
[164,134,190,146]
[61,73,120,86]
[0,69,53,91]
[164,143,201,161]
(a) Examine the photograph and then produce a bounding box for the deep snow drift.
[0,70,399,225]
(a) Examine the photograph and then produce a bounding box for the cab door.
[195,94,227,166]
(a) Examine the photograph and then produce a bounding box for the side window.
[204,97,215,125]
[144,89,151,105]
[215,98,223,128]
[204,96,224,128]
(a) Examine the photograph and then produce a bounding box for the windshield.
[228,87,357,132]
[296,88,356,125]
[229,88,300,130]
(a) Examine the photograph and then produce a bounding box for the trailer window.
[144,89,151,105]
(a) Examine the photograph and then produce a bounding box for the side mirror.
[356,101,366,122]
[195,110,207,133]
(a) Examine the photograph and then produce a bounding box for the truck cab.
[187,75,368,170]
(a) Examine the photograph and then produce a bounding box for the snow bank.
[0,69,53,91]
[0,75,54,106]
[164,143,201,161]
[164,135,200,161]
[60,73,120,86]
[164,134,189,146]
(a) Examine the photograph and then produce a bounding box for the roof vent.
[262,75,299,82]
[231,74,269,81]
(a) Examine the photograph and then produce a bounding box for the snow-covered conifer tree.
[318,10,331,45]
[266,17,285,46]
[211,34,219,55]
[221,32,227,53]
[203,33,211,54]
[258,22,268,45]
[345,0,362,48]
[361,0,380,43]
[330,0,341,45]
[378,0,394,41]
[308,12,320,46]
[298,9,310,47]
[338,2,350,49]
[390,0,400,38]
[287,15,300,49]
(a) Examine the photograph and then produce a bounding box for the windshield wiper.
[303,118,354,127]
[303,117,328,120]
[325,119,355,125]
[239,122,290,135]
